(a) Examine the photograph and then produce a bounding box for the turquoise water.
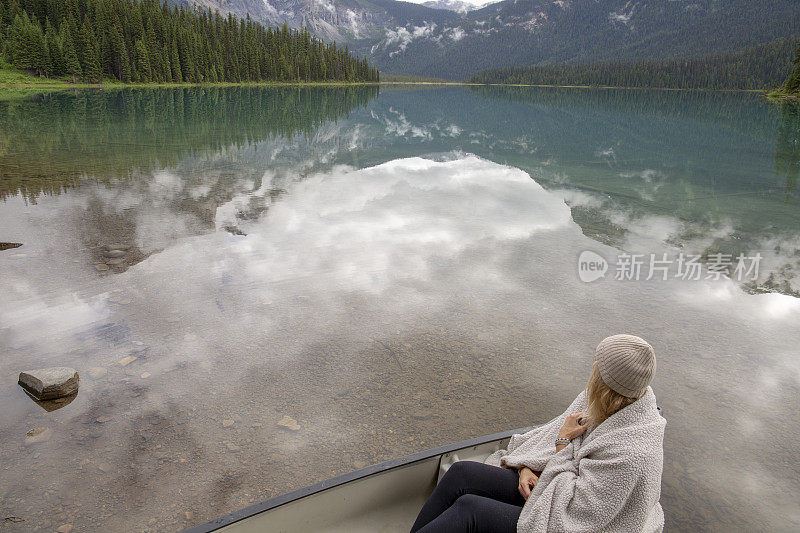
[0,86,798,531]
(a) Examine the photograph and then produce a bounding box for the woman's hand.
[558,412,588,441]
[518,467,539,500]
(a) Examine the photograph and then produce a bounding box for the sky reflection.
[0,87,799,532]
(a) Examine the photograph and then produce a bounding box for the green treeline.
[782,42,800,94]
[0,85,379,201]
[0,0,379,83]
[468,37,799,90]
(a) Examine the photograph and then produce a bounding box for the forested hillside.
[0,0,379,83]
[468,37,800,90]
[372,0,800,79]
[782,43,800,95]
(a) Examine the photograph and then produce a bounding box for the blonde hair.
[584,364,641,428]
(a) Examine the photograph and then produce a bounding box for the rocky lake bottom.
[1,87,799,532]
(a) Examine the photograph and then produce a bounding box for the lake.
[0,85,798,532]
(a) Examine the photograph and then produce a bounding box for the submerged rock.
[25,427,53,445]
[118,356,137,366]
[22,390,77,412]
[18,367,79,400]
[277,415,301,431]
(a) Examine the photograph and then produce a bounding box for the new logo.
[578,250,608,283]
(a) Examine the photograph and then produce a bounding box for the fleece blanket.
[484,387,666,532]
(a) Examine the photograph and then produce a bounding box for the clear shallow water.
[0,86,798,532]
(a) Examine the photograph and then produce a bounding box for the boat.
[184,426,534,533]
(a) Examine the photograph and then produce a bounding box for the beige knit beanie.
[595,334,656,398]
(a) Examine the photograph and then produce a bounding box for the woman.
[410,334,666,532]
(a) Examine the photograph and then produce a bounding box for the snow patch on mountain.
[521,11,548,31]
[261,0,280,19]
[609,11,631,24]
[449,27,466,41]
[385,23,438,54]
[312,0,334,14]
[342,10,363,38]
[421,0,492,14]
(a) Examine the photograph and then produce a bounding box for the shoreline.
[0,77,787,97]
[764,90,799,101]
[383,81,765,93]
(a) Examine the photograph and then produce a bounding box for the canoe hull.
[185,427,532,533]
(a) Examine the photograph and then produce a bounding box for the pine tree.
[7,12,47,75]
[61,22,81,82]
[133,38,151,81]
[784,42,800,94]
[108,24,130,82]
[79,19,102,82]
[170,38,182,83]
[44,19,63,75]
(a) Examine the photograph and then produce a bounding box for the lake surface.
[1,86,798,532]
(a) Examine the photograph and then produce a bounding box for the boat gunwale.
[183,426,535,533]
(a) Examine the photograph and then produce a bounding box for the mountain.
[372,0,800,79]
[174,0,460,43]
[175,0,800,80]
[422,0,487,14]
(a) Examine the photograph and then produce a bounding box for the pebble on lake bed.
[25,427,52,445]
[277,416,301,431]
[118,356,137,366]
[56,524,74,533]
[18,367,79,400]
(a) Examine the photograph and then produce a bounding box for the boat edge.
[183,426,534,533]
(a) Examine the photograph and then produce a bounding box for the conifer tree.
[784,42,800,94]
[133,38,150,81]
[79,19,102,82]
[44,19,63,75]
[61,22,81,82]
[108,24,130,82]
[170,38,182,83]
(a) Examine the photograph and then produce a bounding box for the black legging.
[410,461,525,532]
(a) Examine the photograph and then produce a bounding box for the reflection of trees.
[775,101,800,204]
[0,86,379,202]
[466,85,780,143]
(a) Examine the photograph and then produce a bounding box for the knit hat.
[595,334,656,398]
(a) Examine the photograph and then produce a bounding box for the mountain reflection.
[0,86,379,202]
[775,101,800,204]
